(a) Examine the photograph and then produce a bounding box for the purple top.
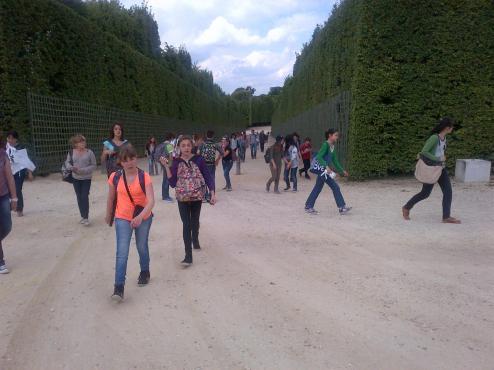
[169,155,215,192]
[0,149,10,197]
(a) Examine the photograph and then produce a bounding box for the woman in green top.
[403,117,460,224]
[305,128,352,215]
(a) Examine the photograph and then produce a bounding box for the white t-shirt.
[289,145,299,168]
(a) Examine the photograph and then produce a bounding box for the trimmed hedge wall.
[273,0,494,178]
[0,0,246,138]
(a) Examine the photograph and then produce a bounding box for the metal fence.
[28,93,244,173]
[271,91,351,166]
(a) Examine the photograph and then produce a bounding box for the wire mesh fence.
[28,93,244,174]
[271,91,351,166]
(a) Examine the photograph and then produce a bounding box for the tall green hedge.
[0,0,246,139]
[273,0,494,178]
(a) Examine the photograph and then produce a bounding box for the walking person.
[221,137,234,191]
[0,134,18,274]
[154,133,175,202]
[199,130,223,202]
[145,137,159,176]
[105,145,155,301]
[102,122,128,178]
[299,137,312,179]
[265,135,284,194]
[249,129,258,159]
[402,117,461,224]
[259,130,266,152]
[305,128,352,215]
[65,134,97,226]
[161,136,216,266]
[283,136,298,192]
[6,131,35,217]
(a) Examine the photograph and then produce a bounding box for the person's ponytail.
[431,117,454,134]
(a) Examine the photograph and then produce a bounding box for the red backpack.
[175,159,206,202]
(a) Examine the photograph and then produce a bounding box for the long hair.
[110,122,125,140]
[431,117,454,134]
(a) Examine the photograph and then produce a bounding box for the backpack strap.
[138,168,146,195]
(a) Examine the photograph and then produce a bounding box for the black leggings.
[404,168,452,219]
[178,201,202,257]
[299,159,311,177]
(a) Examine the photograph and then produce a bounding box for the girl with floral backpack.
[161,136,216,266]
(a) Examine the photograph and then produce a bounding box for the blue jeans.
[114,216,153,286]
[250,143,257,158]
[284,167,298,190]
[223,160,233,189]
[305,173,345,209]
[162,172,170,199]
[205,164,216,199]
[72,179,91,219]
[0,194,13,264]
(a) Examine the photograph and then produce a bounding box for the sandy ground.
[0,136,493,369]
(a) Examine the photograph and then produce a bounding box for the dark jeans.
[162,171,170,199]
[205,164,216,199]
[260,142,265,152]
[223,160,233,189]
[0,195,13,264]
[267,163,282,191]
[72,179,91,219]
[178,201,202,258]
[299,159,311,177]
[305,173,346,209]
[404,168,452,219]
[250,143,257,159]
[284,167,298,190]
[14,169,26,212]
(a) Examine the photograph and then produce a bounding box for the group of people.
[0,117,461,299]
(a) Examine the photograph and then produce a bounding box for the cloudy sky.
[120,0,337,95]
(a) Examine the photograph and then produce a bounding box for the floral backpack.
[175,159,206,202]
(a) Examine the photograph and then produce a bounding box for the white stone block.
[455,159,491,182]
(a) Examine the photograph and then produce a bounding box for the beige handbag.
[414,158,442,184]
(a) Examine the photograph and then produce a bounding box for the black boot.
[112,284,124,301]
[138,271,150,286]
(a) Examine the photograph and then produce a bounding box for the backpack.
[264,147,272,164]
[200,142,217,164]
[175,159,206,202]
[109,168,146,226]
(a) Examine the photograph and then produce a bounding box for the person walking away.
[65,134,96,226]
[0,134,18,274]
[199,130,223,202]
[6,131,35,217]
[192,134,204,155]
[221,137,233,191]
[266,135,284,194]
[288,138,299,192]
[282,135,293,191]
[259,130,266,152]
[249,129,258,159]
[299,137,312,179]
[154,133,175,202]
[402,117,461,223]
[145,137,159,175]
[162,136,216,265]
[101,122,128,178]
[105,145,155,301]
[305,128,352,215]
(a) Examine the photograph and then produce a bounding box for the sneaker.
[137,271,150,286]
[17,211,23,217]
[222,186,228,190]
[226,188,232,192]
[163,197,174,203]
[111,284,124,301]
[305,175,311,180]
[292,189,297,192]
[0,264,9,274]
[305,207,318,215]
[339,206,352,215]
[274,190,281,194]
[181,257,193,266]
[283,187,290,191]
[442,217,461,224]
[81,218,90,226]
[79,218,85,224]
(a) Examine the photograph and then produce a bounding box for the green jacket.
[420,135,442,162]
[316,141,344,174]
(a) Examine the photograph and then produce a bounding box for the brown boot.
[402,207,410,220]
[442,217,461,224]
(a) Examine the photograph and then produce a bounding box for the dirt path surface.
[1,142,493,369]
